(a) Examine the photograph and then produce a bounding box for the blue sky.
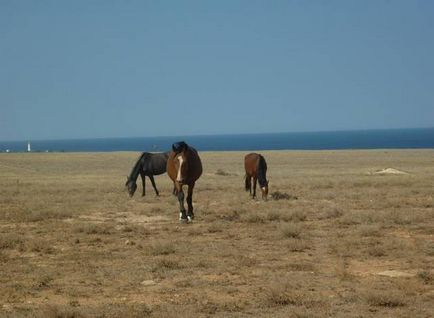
[1,1,433,141]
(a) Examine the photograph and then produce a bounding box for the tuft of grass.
[281,223,303,239]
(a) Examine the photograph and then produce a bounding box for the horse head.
[125,176,137,197]
[260,180,269,201]
[172,141,188,154]
[172,141,190,185]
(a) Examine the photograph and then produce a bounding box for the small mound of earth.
[373,168,409,175]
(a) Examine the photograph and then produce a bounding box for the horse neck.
[128,154,144,181]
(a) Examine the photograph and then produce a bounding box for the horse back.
[142,152,168,176]
[186,147,202,182]
[244,153,260,177]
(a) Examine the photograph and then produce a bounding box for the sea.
[1,128,433,153]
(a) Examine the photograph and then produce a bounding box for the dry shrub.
[271,191,298,201]
[318,207,343,220]
[215,169,231,176]
[242,212,266,223]
[287,262,315,272]
[338,211,362,226]
[149,241,176,256]
[121,225,150,235]
[0,233,24,250]
[187,227,203,236]
[281,210,307,222]
[220,209,242,221]
[264,281,320,308]
[281,224,303,239]
[152,258,182,272]
[0,251,8,263]
[417,271,433,285]
[74,223,114,235]
[366,241,387,257]
[35,305,88,318]
[365,290,406,307]
[286,238,310,252]
[422,241,434,256]
[235,255,257,267]
[358,224,382,237]
[267,211,282,221]
[207,222,224,233]
[37,303,152,318]
[266,286,305,307]
[28,239,55,254]
[335,257,354,281]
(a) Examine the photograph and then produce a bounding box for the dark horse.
[244,153,269,200]
[125,152,170,197]
[167,141,202,223]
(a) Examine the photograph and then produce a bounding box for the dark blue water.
[1,128,433,152]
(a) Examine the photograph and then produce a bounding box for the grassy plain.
[0,150,433,317]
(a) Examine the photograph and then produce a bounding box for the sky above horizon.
[1,1,433,141]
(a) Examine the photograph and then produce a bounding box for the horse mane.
[127,152,147,182]
[256,155,268,187]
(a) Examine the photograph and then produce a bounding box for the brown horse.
[167,141,202,223]
[244,153,269,200]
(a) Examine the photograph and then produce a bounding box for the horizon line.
[1,126,434,143]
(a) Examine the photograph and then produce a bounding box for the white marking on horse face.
[262,187,266,191]
[176,155,184,182]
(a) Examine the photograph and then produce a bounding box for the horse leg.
[149,175,159,196]
[172,182,178,195]
[248,177,252,196]
[245,175,252,196]
[253,177,257,198]
[186,183,195,221]
[140,172,146,196]
[177,184,187,222]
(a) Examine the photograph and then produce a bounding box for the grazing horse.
[167,141,202,223]
[125,152,170,197]
[244,153,269,200]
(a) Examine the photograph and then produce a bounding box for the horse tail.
[245,174,251,192]
[256,155,268,187]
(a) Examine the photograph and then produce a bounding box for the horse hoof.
[187,216,193,223]
[179,212,188,223]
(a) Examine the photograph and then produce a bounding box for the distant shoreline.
[1,128,433,153]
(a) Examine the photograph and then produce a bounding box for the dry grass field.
[0,150,433,317]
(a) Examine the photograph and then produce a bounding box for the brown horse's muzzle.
[261,187,269,201]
